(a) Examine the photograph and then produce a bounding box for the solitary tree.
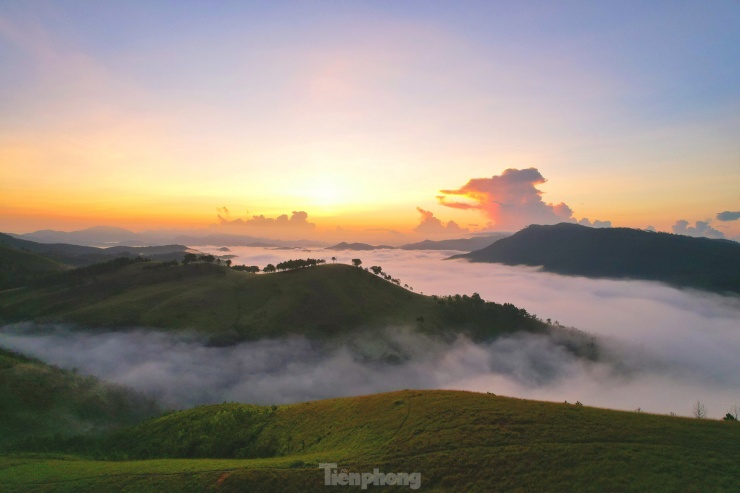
[331,256,337,264]
[351,258,362,267]
[183,253,197,264]
[225,259,232,267]
[692,401,707,419]
[263,263,276,273]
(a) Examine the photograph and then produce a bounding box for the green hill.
[455,223,740,294]
[0,245,70,290]
[2,389,737,492]
[0,262,548,345]
[0,347,159,447]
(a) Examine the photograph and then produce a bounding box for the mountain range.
[454,223,740,294]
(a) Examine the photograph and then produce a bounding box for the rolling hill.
[0,347,159,447]
[2,389,737,491]
[0,261,549,346]
[0,245,70,290]
[454,223,740,294]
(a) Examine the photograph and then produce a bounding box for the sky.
[1,1,739,240]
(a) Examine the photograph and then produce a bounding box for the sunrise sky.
[1,1,739,241]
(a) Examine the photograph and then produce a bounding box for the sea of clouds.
[2,246,738,418]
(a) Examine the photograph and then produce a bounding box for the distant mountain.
[13,227,329,248]
[401,233,510,251]
[0,232,194,268]
[454,223,740,294]
[326,242,395,251]
[15,226,144,247]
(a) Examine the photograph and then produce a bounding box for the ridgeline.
[454,223,740,294]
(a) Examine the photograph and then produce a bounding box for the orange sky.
[1,2,739,241]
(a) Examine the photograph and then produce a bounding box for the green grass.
[0,245,70,290]
[0,262,547,344]
[0,348,159,447]
[1,390,738,492]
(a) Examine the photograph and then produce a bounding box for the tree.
[263,264,276,273]
[351,258,362,267]
[183,253,197,264]
[692,401,707,419]
[225,259,232,267]
[723,413,737,421]
[727,404,740,420]
[331,256,336,264]
[370,266,383,275]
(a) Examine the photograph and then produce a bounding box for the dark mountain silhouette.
[454,223,740,294]
[326,242,395,251]
[400,233,510,251]
[0,232,194,268]
[12,227,329,248]
[13,226,144,247]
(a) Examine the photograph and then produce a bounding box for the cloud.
[413,207,467,236]
[3,247,739,418]
[438,168,574,231]
[645,225,657,232]
[218,210,316,230]
[578,218,612,228]
[672,219,724,239]
[0,325,597,408]
[716,211,740,222]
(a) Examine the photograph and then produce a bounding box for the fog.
[2,246,738,418]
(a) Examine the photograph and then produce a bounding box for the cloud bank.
[413,207,467,236]
[672,219,724,239]
[218,209,316,230]
[578,218,612,228]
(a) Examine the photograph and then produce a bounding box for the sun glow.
[289,176,354,211]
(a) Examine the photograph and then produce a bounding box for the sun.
[291,176,352,211]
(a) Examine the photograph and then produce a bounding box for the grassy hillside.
[456,223,740,294]
[2,389,737,492]
[0,245,70,290]
[0,348,159,447]
[0,262,546,344]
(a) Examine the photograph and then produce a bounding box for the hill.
[0,232,194,267]
[400,233,510,251]
[0,262,548,345]
[455,223,740,294]
[0,347,159,447]
[2,389,738,491]
[0,245,70,290]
